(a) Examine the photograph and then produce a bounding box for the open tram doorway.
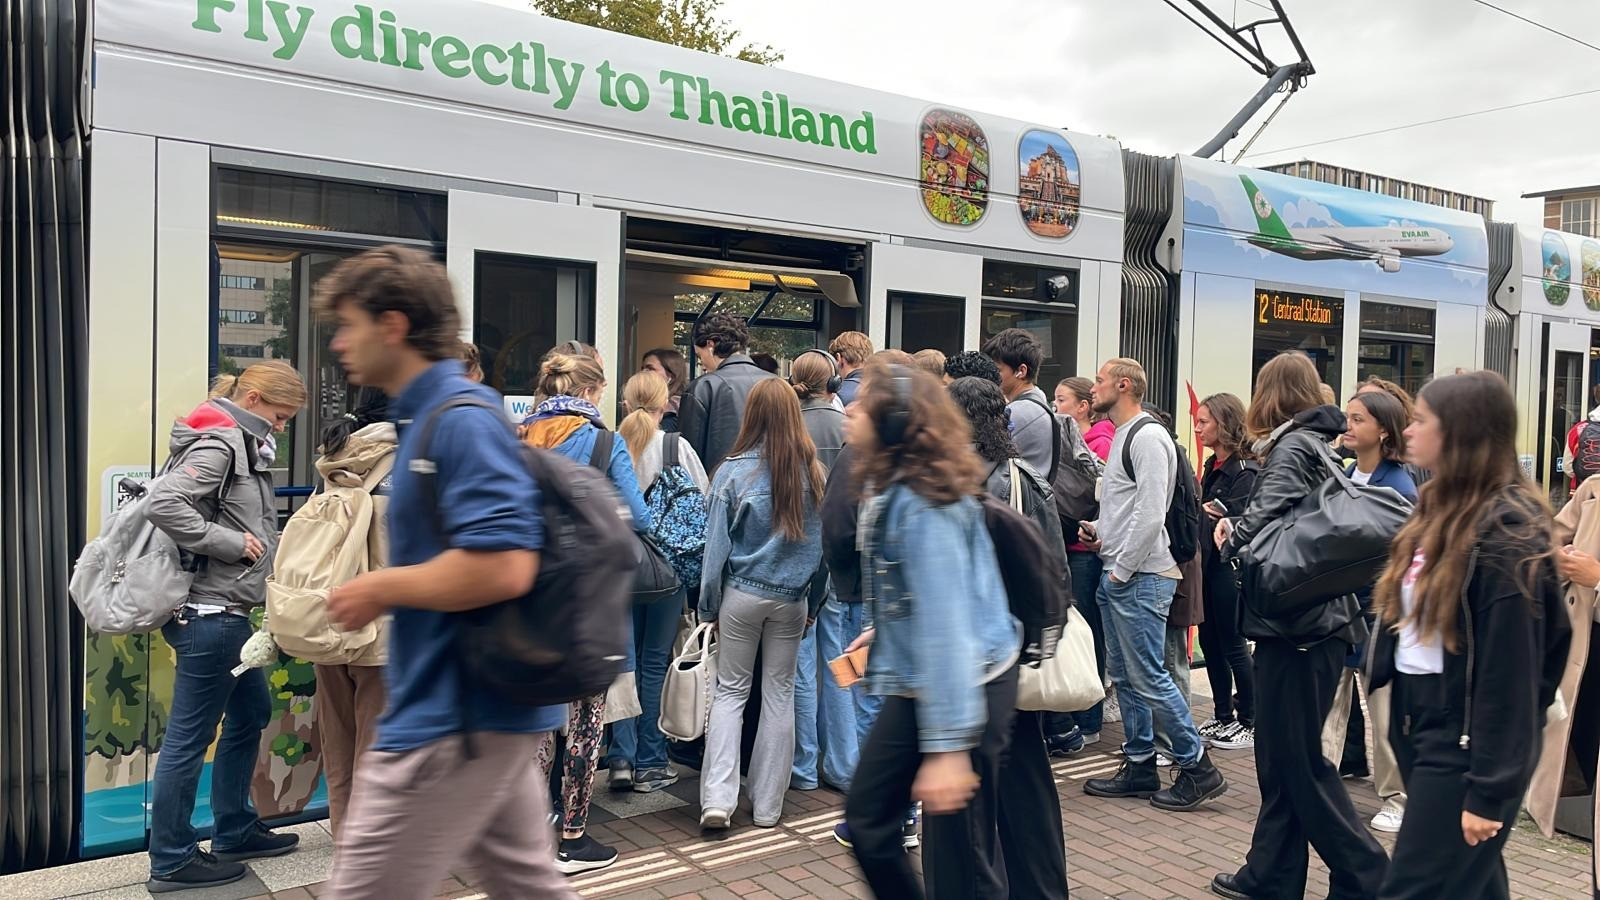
[620,218,864,393]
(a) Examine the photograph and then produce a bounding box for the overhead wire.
[1240,87,1600,157]
[1466,0,1600,55]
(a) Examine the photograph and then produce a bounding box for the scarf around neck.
[521,395,604,450]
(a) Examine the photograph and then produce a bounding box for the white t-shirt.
[1396,550,1445,675]
[1349,467,1374,486]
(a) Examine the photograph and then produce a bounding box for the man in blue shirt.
[317,246,575,900]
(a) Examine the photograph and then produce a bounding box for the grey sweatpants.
[327,732,575,900]
[701,585,807,825]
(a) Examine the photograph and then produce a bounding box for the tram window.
[214,244,352,497]
[889,291,964,357]
[1357,301,1435,396]
[1251,288,1344,398]
[981,305,1077,388]
[474,253,595,395]
[671,289,822,378]
[216,168,447,241]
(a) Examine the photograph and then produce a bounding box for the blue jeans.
[148,613,271,876]
[610,590,682,770]
[813,598,880,791]
[793,619,822,788]
[1098,572,1203,768]
[1068,551,1107,737]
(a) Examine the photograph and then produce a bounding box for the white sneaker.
[1155,753,1174,768]
[1081,731,1101,746]
[1103,690,1122,724]
[1370,805,1404,833]
[1197,718,1226,739]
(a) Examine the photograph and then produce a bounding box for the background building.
[1260,159,1494,218]
[1523,184,1599,237]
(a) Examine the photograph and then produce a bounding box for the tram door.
[447,191,618,420]
[1543,322,1590,507]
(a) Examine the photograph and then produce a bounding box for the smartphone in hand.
[1204,498,1228,518]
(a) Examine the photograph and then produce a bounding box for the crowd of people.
[127,244,1588,900]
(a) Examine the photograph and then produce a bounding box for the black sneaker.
[1210,871,1253,898]
[1046,726,1087,757]
[1083,756,1160,799]
[555,833,619,875]
[211,825,300,862]
[1151,753,1228,811]
[146,851,247,893]
[609,760,635,792]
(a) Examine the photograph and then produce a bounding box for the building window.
[1357,300,1435,396]
[1252,287,1344,396]
[218,274,264,290]
[1562,198,1596,237]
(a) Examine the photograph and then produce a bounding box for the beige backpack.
[266,451,393,665]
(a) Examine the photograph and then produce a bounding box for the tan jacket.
[1529,475,1600,884]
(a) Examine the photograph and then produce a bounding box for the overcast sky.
[717,0,1599,229]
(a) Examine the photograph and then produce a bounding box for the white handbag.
[659,621,718,742]
[602,671,643,725]
[1016,606,1105,713]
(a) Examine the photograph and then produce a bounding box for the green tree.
[531,0,782,64]
[265,277,295,361]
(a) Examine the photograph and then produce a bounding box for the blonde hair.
[210,360,307,408]
[536,353,606,401]
[620,371,669,463]
[790,352,836,401]
[912,348,947,379]
[1104,357,1147,400]
[828,331,874,366]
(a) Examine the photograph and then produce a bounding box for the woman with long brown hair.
[1210,351,1389,900]
[1368,371,1569,898]
[1194,392,1257,750]
[841,361,1022,900]
[698,378,825,831]
[642,347,690,432]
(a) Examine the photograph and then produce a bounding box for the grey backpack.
[70,454,232,634]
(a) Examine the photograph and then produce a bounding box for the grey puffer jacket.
[146,399,279,611]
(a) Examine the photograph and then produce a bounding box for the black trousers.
[1235,637,1388,900]
[1196,571,1255,724]
[1378,673,1514,900]
[997,710,1070,900]
[845,667,1017,900]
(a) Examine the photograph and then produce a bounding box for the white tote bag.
[1016,606,1104,713]
[659,621,718,742]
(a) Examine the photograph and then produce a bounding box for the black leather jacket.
[679,354,780,473]
[1200,452,1257,621]
[1221,405,1366,646]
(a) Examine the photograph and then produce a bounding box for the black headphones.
[876,364,915,448]
[794,348,843,395]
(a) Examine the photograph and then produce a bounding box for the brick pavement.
[240,697,1595,900]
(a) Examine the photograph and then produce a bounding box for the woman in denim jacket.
[698,379,826,830]
[841,361,1022,900]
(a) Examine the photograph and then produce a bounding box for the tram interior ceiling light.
[625,249,860,307]
[216,214,324,230]
[216,244,302,263]
[676,273,752,291]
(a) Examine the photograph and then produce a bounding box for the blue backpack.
[645,437,708,590]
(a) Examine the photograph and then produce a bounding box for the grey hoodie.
[146,399,279,611]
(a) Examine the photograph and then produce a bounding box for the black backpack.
[585,428,681,604]
[979,471,1068,664]
[1021,394,1100,533]
[1576,421,1600,485]
[1121,417,1202,565]
[415,396,635,707]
